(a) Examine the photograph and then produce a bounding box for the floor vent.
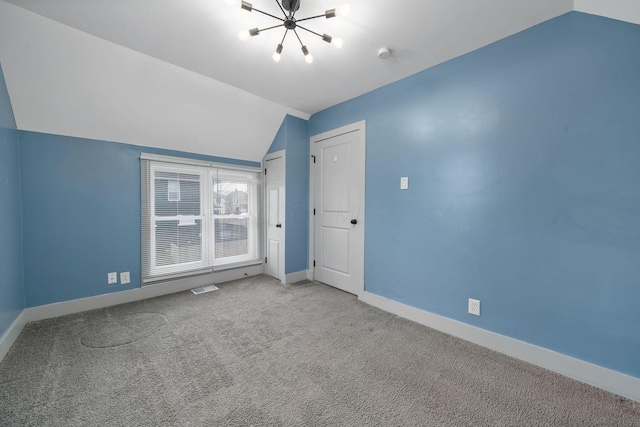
[191,285,219,295]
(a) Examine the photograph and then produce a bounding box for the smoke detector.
[378,47,391,59]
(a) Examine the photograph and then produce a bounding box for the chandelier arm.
[295,14,325,23]
[296,24,323,38]
[274,0,287,18]
[280,29,289,44]
[258,24,284,32]
[252,7,286,22]
[293,29,305,47]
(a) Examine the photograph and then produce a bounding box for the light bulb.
[335,4,351,17]
[273,44,283,62]
[302,46,313,63]
[331,37,343,48]
[239,28,259,40]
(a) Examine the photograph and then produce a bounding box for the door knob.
[276,223,282,228]
[350,219,358,225]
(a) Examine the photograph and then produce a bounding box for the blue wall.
[309,12,640,378]
[268,115,309,274]
[283,116,309,274]
[20,131,259,307]
[0,62,24,337]
[0,130,23,335]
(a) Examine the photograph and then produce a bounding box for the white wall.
[574,0,640,25]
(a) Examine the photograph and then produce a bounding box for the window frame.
[141,153,262,284]
[148,162,210,278]
[211,174,260,267]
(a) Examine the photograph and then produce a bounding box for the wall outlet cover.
[120,271,131,285]
[468,298,480,316]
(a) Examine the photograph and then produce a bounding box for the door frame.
[263,150,286,284]
[308,120,366,296]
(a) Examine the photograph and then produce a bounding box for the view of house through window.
[212,169,259,265]
[141,156,262,283]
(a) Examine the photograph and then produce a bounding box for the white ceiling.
[2,0,576,114]
[0,0,636,160]
[574,0,640,25]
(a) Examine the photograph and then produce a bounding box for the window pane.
[155,172,200,216]
[215,218,248,258]
[155,219,202,266]
[213,181,248,215]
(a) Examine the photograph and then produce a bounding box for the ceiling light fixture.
[237,0,350,63]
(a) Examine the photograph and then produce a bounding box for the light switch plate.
[400,177,409,190]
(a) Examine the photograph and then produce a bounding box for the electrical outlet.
[468,298,480,316]
[108,272,118,285]
[120,271,130,285]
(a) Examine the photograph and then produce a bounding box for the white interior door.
[265,154,285,281]
[312,124,365,295]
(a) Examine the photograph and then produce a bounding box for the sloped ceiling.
[575,0,640,25]
[0,1,304,161]
[1,0,636,160]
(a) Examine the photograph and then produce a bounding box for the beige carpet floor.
[0,275,638,426]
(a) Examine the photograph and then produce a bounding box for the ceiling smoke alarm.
[378,47,391,59]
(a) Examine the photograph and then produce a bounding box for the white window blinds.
[212,169,261,266]
[141,154,262,284]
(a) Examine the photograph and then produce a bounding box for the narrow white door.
[265,155,285,281]
[313,125,365,295]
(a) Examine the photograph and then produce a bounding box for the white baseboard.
[359,291,640,402]
[0,311,28,363]
[26,264,264,323]
[284,270,309,284]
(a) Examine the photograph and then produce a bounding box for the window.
[141,154,262,284]
[212,169,260,267]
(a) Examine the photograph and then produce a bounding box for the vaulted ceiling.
[0,0,637,161]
